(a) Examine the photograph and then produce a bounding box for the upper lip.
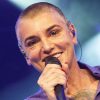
[42,52,63,62]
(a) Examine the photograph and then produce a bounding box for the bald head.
[18,2,66,20]
[15,2,68,45]
[15,2,77,69]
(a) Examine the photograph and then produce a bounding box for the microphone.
[44,56,66,100]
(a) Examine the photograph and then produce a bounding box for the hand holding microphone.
[38,56,67,100]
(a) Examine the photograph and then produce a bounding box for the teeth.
[54,53,61,58]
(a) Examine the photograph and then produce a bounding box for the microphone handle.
[55,84,66,100]
[44,56,66,100]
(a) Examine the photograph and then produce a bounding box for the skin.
[16,10,77,71]
[16,9,98,100]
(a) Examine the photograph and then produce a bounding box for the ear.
[18,43,31,65]
[67,21,78,44]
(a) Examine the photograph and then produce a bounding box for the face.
[16,10,77,73]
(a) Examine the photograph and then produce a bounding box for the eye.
[25,38,40,47]
[48,30,59,36]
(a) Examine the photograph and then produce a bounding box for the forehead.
[16,10,66,43]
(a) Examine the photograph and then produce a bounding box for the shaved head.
[15,2,67,45]
[18,2,66,20]
[15,2,71,50]
[14,2,77,72]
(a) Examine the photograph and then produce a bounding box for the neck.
[65,58,97,96]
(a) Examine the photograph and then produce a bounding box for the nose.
[42,40,54,54]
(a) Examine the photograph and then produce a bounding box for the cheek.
[56,35,71,51]
[25,48,44,72]
[25,48,40,62]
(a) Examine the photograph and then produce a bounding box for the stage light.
[8,0,56,9]
[80,33,100,66]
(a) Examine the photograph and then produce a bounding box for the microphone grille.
[43,56,62,66]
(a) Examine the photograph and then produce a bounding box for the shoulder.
[24,88,48,100]
[78,61,100,79]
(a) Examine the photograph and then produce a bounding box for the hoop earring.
[74,38,82,62]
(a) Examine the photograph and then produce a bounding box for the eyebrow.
[24,25,60,45]
[46,25,61,32]
[24,36,38,45]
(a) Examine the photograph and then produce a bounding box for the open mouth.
[42,52,63,62]
[52,52,63,58]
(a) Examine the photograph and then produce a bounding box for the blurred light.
[96,24,100,33]
[80,33,100,66]
[9,0,57,9]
